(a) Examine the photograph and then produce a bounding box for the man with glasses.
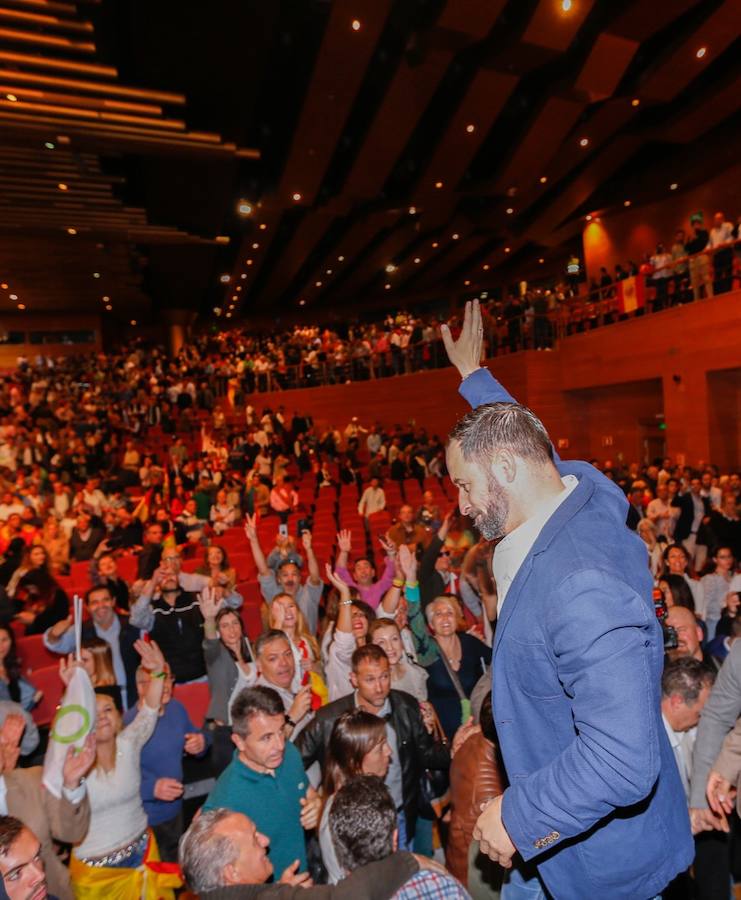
[123,661,208,862]
[131,548,241,684]
[44,584,140,708]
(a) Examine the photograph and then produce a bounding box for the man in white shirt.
[661,658,715,803]
[647,483,679,540]
[707,211,735,294]
[358,478,386,518]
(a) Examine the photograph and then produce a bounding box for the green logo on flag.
[50,704,91,745]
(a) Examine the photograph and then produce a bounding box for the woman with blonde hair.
[196,543,236,593]
[66,638,181,898]
[79,636,116,688]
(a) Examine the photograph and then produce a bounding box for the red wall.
[583,162,741,281]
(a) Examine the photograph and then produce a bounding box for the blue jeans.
[397,811,413,851]
[501,868,547,900]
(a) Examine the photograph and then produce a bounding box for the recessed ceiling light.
[466,124,475,133]
[237,200,253,216]
[561,0,572,10]
[92,272,100,278]
[0,283,7,289]
[338,255,345,261]
[506,207,514,215]
[539,176,547,184]
[6,93,17,102]
[44,141,55,150]
[384,283,391,290]
[236,286,242,292]
[408,206,416,215]
[232,294,237,301]
[240,273,247,279]
[252,242,259,249]
[483,264,490,271]
[696,46,707,59]
[351,19,361,31]
[67,227,77,235]
[431,241,439,248]
[299,299,306,306]
[259,223,267,230]
[464,279,471,286]
[414,257,421,264]
[631,98,640,107]
[247,259,253,265]
[315,281,322,287]
[326,268,333,275]
[57,182,68,191]
[9,293,17,300]
[538,258,545,264]
[670,183,678,191]
[624,200,631,207]
[102,295,109,301]
[579,138,589,147]
[225,312,232,318]
[105,304,112,311]
[16,303,25,310]
[385,263,396,272]
[434,181,443,189]
[452,233,459,240]
[220,274,230,283]
[585,214,592,221]
[504,247,510,254]
[292,192,302,202]
[130,320,137,326]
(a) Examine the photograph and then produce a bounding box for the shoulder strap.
[434,639,467,701]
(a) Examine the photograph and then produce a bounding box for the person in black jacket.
[295,644,454,848]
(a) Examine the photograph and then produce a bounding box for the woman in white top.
[318,709,391,883]
[68,638,181,899]
[368,618,428,703]
[324,567,375,701]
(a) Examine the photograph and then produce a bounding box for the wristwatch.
[285,714,296,728]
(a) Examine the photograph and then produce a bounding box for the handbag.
[435,638,472,725]
[418,704,450,820]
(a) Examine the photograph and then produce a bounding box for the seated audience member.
[357,478,386,519]
[89,551,130,610]
[0,713,94,900]
[447,695,504,893]
[136,521,165,580]
[40,516,69,575]
[196,544,237,593]
[329,776,469,898]
[319,709,393,883]
[416,491,441,531]
[210,489,238,535]
[178,807,421,898]
[123,661,207,862]
[245,515,323,634]
[0,626,38,712]
[388,505,428,550]
[7,547,68,636]
[203,686,321,880]
[334,531,395,610]
[700,546,736,642]
[297,644,454,852]
[107,505,144,550]
[265,533,304,573]
[68,510,105,562]
[67,639,182,897]
[44,585,139,708]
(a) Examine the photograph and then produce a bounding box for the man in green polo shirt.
[203,686,320,879]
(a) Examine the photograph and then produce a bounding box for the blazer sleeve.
[405,694,451,771]
[691,641,741,808]
[294,712,326,771]
[712,716,741,786]
[502,569,662,860]
[39,770,92,844]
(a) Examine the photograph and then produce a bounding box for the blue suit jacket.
[460,368,693,899]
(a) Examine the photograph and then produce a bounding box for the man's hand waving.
[441,299,484,379]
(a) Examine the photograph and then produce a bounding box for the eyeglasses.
[439,550,451,557]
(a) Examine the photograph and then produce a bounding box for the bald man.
[666,606,718,670]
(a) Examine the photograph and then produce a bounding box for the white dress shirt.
[493,475,578,616]
[662,714,695,803]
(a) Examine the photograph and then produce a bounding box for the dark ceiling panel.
[436,0,507,41]
[575,32,638,101]
[276,0,393,207]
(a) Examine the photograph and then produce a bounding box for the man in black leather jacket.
[295,645,450,845]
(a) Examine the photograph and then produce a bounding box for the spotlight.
[414,257,421,264]
[504,247,510,254]
[315,281,322,287]
[9,294,17,300]
[252,242,259,249]
[16,303,25,310]
[44,141,55,150]
[561,0,572,10]
[67,227,77,235]
[585,214,592,221]
[466,124,475,133]
[464,279,471,286]
[670,183,678,191]
[384,283,391,290]
[696,47,707,59]
[579,138,589,147]
[431,241,439,248]
[539,176,547,184]
[434,181,443,189]
[130,320,137,326]
[57,183,68,191]
[237,200,253,216]
[624,200,631,207]
[338,255,345,261]
[408,206,416,215]
[92,272,100,278]
[6,93,17,102]
[538,258,545,264]
[292,192,302,202]
[259,223,267,230]
[451,233,459,240]
[385,263,396,272]
[506,208,514,215]
[631,98,640,107]
[483,264,490,271]
[299,299,306,306]
[351,19,361,31]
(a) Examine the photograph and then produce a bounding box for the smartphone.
[278,523,289,538]
[297,517,311,537]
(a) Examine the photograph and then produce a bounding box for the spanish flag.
[617,275,646,314]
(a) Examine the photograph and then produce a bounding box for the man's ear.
[392,828,398,853]
[231,732,244,753]
[223,863,239,885]
[491,448,517,485]
[350,671,358,691]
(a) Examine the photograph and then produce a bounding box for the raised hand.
[440,299,484,379]
[62,733,96,789]
[244,514,258,542]
[398,544,417,582]
[336,529,352,553]
[378,534,396,557]
[301,529,313,552]
[0,713,25,772]
[198,586,224,621]
[134,638,166,673]
[324,563,350,598]
[48,615,73,643]
[59,654,85,687]
[287,686,312,727]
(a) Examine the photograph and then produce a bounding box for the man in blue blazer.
[441,301,693,899]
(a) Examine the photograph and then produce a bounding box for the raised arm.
[326,565,352,634]
[244,514,270,578]
[302,530,321,586]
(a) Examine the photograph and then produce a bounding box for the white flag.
[42,595,97,798]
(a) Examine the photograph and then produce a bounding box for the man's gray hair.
[178,808,239,893]
[448,401,552,464]
[661,657,716,704]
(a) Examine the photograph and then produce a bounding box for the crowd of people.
[0,300,738,898]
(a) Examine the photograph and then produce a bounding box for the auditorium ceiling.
[0,0,738,324]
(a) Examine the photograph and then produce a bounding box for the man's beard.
[473,474,509,540]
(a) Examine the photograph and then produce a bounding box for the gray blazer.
[204,638,241,723]
[690,641,741,808]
